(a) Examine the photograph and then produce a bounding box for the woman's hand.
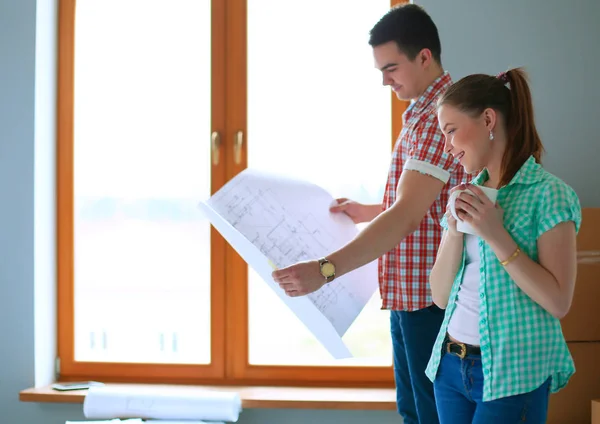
[445,185,464,238]
[454,184,505,242]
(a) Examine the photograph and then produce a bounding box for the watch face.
[321,262,335,277]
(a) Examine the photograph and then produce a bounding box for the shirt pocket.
[504,213,535,249]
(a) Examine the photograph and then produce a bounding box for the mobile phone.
[51,381,104,391]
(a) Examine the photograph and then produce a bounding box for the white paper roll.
[83,385,242,422]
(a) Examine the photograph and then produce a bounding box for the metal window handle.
[234,130,243,164]
[211,131,221,165]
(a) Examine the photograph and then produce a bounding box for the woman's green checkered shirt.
[425,155,582,401]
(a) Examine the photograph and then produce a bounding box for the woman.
[424,68,581,423]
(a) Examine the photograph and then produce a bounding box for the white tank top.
[447,234,481,346]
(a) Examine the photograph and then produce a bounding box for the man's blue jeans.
[390,304,445,424]
[433,350,551,423]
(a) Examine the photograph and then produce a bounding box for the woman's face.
[438,104,493,174]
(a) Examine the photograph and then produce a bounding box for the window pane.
[73,0,211,364]
[247,1,393,366]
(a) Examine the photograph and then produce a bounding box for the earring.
[489,130,494,141]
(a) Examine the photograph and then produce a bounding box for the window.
[57,0,409,385]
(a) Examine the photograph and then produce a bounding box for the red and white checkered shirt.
[378,72,466,311]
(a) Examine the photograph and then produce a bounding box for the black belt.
[443,337,481,359]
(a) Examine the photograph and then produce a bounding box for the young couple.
[272,4,581,424]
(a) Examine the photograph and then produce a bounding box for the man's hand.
[272,260,326,297]
[330,198,381,224]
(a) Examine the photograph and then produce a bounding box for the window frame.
[56,0,409,387]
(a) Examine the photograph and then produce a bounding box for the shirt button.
[481,318,487,325]
[484,369,490,375]
[480,292,485,299]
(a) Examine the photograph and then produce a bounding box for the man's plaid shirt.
[378,72,466,311]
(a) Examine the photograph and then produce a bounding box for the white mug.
[448,186,498,235]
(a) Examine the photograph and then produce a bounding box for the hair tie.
[496,71,509,85]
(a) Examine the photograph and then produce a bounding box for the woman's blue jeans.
[433,350,551,423]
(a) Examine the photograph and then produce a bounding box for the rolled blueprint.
[83,385,241,422]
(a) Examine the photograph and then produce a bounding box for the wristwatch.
[318,257,336,283]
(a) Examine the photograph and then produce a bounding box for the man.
[272,4,465,424]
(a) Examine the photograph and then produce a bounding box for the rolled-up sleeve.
[403,115,460,185]
[535,179,582,238]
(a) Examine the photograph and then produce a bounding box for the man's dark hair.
[369,4,442,65]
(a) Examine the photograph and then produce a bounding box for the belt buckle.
[447,341,467,359]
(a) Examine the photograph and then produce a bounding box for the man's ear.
[418,48,433,68]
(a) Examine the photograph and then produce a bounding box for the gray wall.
[417,0,600,207]
[2,0,598,423]
[1,0,39,422]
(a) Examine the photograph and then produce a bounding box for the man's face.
[373,41,424,101]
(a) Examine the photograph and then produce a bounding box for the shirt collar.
[406,71,453,115]
[471,155,544,188]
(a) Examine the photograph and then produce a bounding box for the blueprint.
[82,385,240,422]
[198,168,378,359]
